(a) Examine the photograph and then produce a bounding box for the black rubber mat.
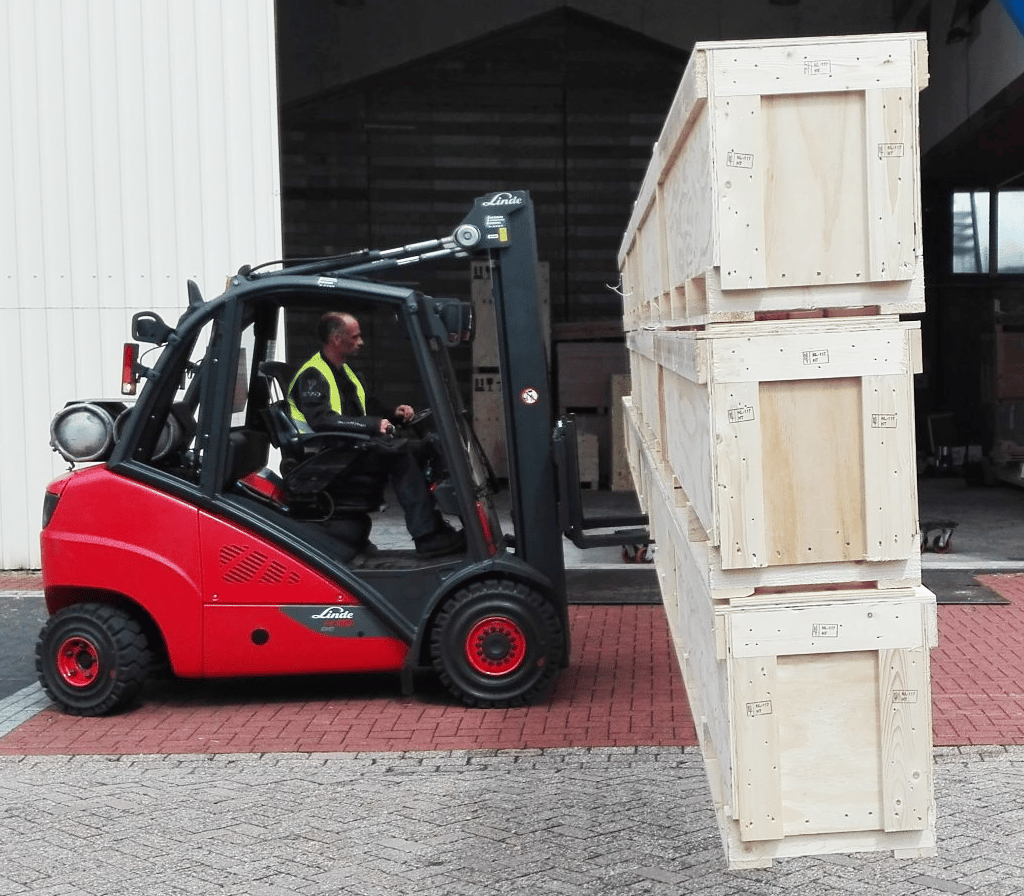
[923,569,1013,605]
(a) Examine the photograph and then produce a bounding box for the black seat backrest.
[262,399,302,455]
[259,360,297,402]
[226,428,270,485]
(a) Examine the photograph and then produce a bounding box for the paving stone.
[1,748,1023,894]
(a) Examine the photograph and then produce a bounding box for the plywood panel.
[761,91,869,290]
[760,377,866,566]
[661,103,717,301]
[776,651,884,836]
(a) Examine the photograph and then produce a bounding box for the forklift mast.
[456,192,568,607]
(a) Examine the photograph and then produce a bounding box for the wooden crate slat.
[862,372,919,560]
[865,87,920,282]
[716,94,767,290]
[880,645,934,833]
[707,35,917,97]
[732,655,784,842]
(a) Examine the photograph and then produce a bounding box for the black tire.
[429,580,564,708]
[36,603,151,716]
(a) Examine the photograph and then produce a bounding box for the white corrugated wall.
[0,0,282,569]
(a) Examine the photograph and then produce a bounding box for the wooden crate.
[618,33,929,328]
[696,588,936,869]
[623,398,921,600]
[625,408,937,867]
[627,317,922,571]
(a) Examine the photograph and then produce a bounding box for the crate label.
[811,623,839,638]
[892,690,919,704]
[746,700,773,718]
[474,374,501,393]
[878,143,905,159]
[726,150,754,169]
[802,349,830,365]
[872,413,898,429]
[727,405,755,424]
[804,60,832,76]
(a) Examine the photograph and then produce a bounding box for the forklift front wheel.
[36,603,151,716]
[429,580,564,708]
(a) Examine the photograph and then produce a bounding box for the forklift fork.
[553,416,650,549]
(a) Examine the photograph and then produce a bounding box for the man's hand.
[378,418,394,436]
[393,404,414,424]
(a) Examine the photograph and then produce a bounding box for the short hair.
[317,311,355,346]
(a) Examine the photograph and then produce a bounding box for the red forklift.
[37,190,648,715]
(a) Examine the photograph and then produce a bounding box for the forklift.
[37,190,648,716]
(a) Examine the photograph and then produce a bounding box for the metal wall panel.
[0,0,282,568]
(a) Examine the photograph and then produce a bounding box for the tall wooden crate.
[619,32,929,327]
[617,33,935,869]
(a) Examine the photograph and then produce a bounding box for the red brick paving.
[0,605,697,756]
[4,575,1024,755]
[932,573,1024,746]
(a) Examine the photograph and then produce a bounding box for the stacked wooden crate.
[618,33,935,869]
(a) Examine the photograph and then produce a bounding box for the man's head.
[318,311,363,365]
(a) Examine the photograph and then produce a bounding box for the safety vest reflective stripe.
[288,353,366,428]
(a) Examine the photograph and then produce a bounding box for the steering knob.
[454,224,481,249]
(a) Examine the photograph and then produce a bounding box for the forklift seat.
[259,360,296,401]
[261,399,381,504]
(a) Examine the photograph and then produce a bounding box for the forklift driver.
[288,311,465,558]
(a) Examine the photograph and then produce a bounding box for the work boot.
[414,522,466,558]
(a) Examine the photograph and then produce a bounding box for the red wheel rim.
[465,616,526,676]
[55,636,101,688]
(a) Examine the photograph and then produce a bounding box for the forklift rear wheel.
[36,603,151,716]
[430,580,564,708]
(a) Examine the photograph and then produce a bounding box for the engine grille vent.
[220,544,301,586]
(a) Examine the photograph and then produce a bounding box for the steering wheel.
[409,407,433,427]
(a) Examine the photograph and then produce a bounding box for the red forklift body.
[36,190,646,716]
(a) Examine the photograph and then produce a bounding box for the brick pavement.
[0,604,697,756]
[3,573,1024,755]
[933,573,1024,746]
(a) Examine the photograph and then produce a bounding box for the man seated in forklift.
[288,310,465,558]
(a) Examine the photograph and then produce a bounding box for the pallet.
[618,32,929,329]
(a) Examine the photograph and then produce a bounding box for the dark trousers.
[331,449,439,540]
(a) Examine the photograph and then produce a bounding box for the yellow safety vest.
[288,353,366,430]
